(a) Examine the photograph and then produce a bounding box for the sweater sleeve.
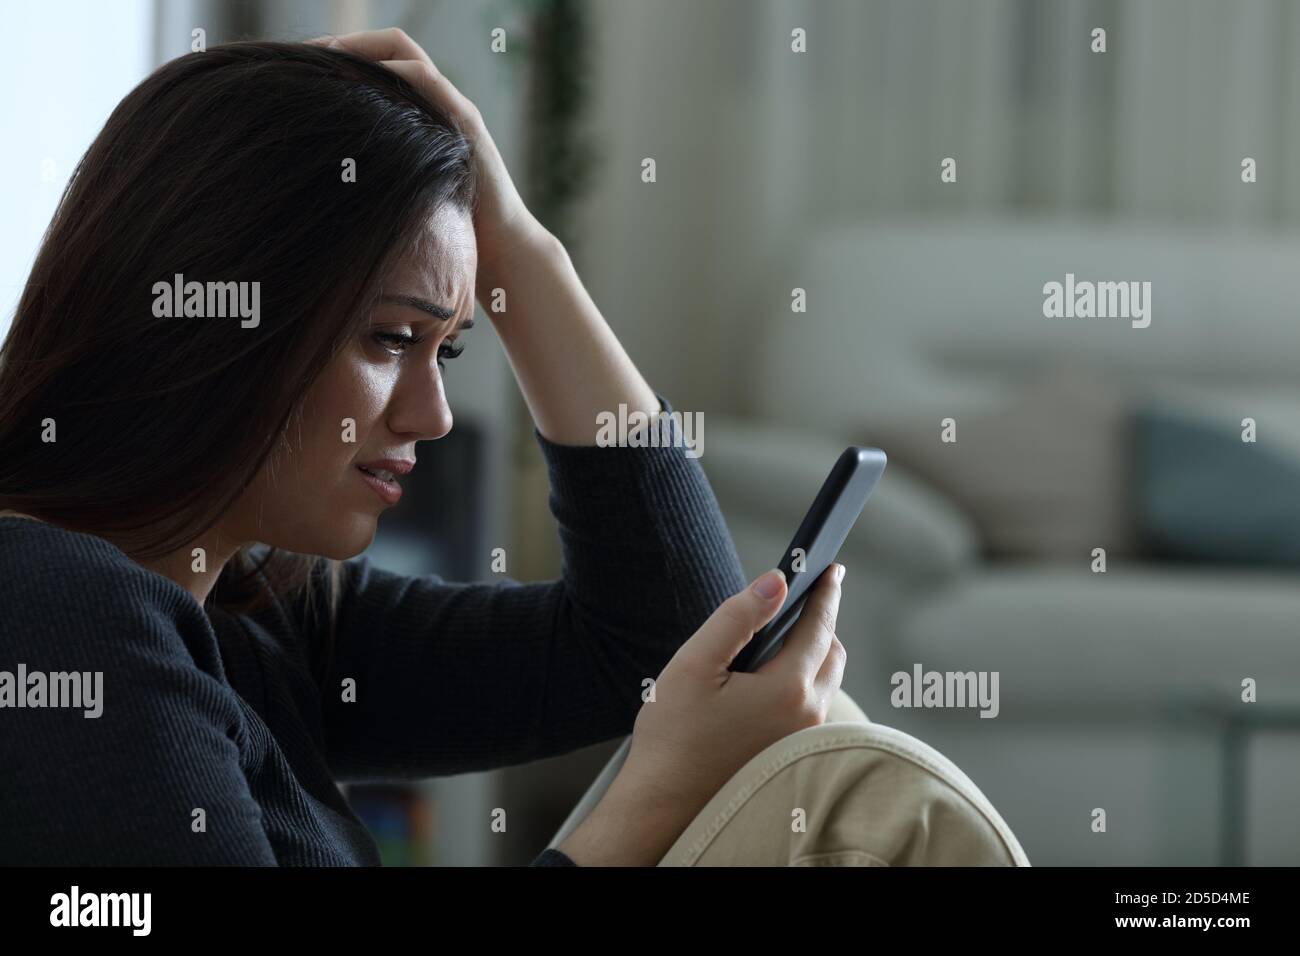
[0,556,279,866]
[315,390,749,782]
[530,847,578,866]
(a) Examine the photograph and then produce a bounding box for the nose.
[386,361,453,441]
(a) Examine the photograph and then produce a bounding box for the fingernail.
[835,563,846,583]
[752,569,783,599]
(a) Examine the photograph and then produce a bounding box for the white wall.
[0,0,155,339]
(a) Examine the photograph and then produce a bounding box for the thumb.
[679,569,788,670]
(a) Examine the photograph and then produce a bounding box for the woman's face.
[228,204,478,559]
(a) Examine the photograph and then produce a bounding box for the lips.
[354,457,414,506]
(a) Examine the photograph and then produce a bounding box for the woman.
[0,29,851,866]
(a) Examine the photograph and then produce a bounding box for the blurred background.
[4,0,1300,866]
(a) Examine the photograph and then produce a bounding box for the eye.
[373,330,422,355]
[437,338,465,371]
[371,330,465,371]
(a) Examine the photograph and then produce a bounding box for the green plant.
[485,0,599,258]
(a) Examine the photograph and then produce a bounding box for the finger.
[758,563,841,682]
[326,27,434,67]
[304,35,343,49]
[676,570,787,672]
[812,635,847,711]
[378,59,479,125]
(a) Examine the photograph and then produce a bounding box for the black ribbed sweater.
[0,391,747,866]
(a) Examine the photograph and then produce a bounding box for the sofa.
[700,217,1300,865]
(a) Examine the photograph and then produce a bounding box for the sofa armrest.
[702,416,980,580]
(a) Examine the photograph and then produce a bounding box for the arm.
[475,220,662,445]
[315,390,748,782]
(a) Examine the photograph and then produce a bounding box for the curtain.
[739,0,1300,231]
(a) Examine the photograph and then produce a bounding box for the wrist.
[556,772,697,867]
[475,216,561,306]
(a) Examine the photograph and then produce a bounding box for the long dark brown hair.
[0,41,476,646]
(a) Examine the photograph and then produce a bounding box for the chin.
[276,513,378,561]
[321,517,380,560]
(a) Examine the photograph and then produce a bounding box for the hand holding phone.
[548,445,885,856]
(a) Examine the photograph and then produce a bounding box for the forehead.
[385,204,476,305]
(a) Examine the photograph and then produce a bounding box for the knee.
[794,734,1025,865]
[660,721,1029,867]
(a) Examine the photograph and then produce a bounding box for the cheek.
[296,352,394,473]
[321,353,389,423]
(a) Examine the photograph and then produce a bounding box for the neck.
[132,536,242,608]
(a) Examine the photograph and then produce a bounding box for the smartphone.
[727,446,887,674]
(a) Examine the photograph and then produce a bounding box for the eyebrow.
[379,293,475,330]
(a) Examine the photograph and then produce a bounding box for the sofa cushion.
[861,367,1138,560]
[1136,406,1300,565]
[895,566,1300,712]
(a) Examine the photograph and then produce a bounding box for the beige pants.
[654,689,1030,866]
